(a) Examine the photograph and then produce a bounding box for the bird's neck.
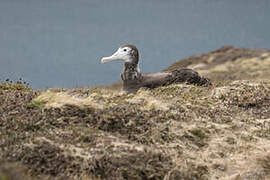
[121,62,141,81]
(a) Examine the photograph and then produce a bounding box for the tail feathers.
[171,68,212,86]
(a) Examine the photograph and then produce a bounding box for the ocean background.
[0,0,269,89]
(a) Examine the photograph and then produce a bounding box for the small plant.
[0,78,30,91]
[226,137,236,144]
[25,100,46,109]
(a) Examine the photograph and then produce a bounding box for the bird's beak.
[101,51,120,64]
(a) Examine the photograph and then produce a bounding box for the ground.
[0,46,270,180]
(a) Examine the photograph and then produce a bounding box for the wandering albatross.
[101,44,211,93]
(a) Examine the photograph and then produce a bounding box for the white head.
[101,45,139,64]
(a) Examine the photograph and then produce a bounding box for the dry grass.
[1,46,270,179]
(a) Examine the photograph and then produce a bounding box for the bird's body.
[101,44,211,93]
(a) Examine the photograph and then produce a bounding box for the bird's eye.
[123,49,127,52]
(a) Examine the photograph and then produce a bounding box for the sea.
[0,0,269,89]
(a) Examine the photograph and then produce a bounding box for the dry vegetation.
[1,46,270,180]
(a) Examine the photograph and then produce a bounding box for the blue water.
[0,0,270,89]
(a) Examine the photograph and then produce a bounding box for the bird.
[101,44,211,93]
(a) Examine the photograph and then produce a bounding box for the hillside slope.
[1,46,270,180]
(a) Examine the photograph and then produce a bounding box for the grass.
[25,99,47,109]
[0,46,270,179]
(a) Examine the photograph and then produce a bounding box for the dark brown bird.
[101,44,211,93]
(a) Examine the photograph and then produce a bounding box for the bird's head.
[101,44,139,64]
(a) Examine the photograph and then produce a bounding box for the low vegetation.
[1,46,270,179]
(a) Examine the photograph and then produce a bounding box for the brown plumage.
[101,44,211,93]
